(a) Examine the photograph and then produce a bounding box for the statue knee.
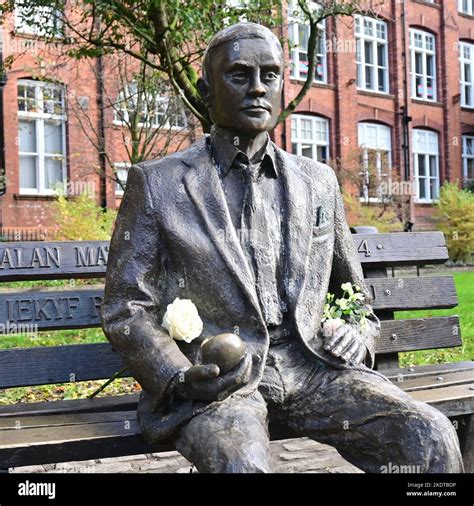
[398,404,463,473]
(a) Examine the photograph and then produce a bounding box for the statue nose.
[249,77,266,96]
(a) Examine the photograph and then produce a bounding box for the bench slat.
[376,316,461,354]
[0,416,166,469]
[0,343,125,388]
[0,410,132,430]
[0,393,139,418]
[0,242,109,281]
[381,361,474,380]
[0,232,448,283]
[410,384,474,418]
[395,370,474,392]
[0,317,461,389]
[368,276,458,311]
[0,276,458,335]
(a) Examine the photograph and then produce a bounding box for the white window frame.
[460,41,474,108]
[288,1,327,84]
[462,134,474,182]
[355,15,389,94]
[114,163,131,196]
[291,114,330,162]
[15,1,63,37]
[458,0,474,16]
[113,83,187,130]
[358,122,392,202]
[17,80,67,196]
[410,29,437,102]
[413,129,439,203]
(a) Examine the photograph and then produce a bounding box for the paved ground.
[10,438,362,474]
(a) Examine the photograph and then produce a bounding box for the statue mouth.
[242,104,271,114]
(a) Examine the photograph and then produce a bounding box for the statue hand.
[176,353,251,402]
[323,323,367,365]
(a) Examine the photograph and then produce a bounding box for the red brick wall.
[1,0,473,234]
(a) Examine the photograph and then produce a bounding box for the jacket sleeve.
[101,165,192,410]
[328,176,380,368]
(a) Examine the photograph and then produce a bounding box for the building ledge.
[289,79,335,91]
[13,193,58,201]
[461,106,474,113]
[357,90,396,100]
[411,0,440,9]
[411,99,443,108]
[458,12,474,20]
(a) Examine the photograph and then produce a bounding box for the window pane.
[364,41,373,64]
[301,145,312,159]
[20,155,37,189]
[418,177,426,199]
[467,159,474,179]
[18,121,36,153]
[44,123,62,154]
[418,154,426,176]
[429,155,438,177]
[44,157,63,189]
[317,145,327,162]
[365,65,373,89]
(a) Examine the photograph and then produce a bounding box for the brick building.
[0,0,473,237]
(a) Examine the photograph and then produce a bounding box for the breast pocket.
[312,222,332,238]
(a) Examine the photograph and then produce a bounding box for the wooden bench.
[0,230,472,472]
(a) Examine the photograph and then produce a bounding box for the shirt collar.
[208,125,278,179]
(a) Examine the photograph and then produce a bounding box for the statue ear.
[197,78,212,107]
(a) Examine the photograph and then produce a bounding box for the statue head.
[198,22,284,136]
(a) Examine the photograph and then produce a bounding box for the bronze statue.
[101,22,463,473]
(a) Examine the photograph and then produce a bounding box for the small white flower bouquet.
[321,282,369,338]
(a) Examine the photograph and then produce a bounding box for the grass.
[398,271,474,367]
[1,272,473,405]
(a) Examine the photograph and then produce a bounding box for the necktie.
[238,159,283,327]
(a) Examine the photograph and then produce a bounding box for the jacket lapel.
[182,140,264,322]
[275,148,315,315]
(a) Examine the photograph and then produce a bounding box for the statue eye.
[229,71,247,82]
[263,71,278,81]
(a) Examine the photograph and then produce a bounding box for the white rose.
[322,317,345,338]
[162,298,203,343]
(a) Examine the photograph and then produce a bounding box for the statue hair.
[202,22,283,83]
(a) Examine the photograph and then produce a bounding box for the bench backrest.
[0,231,461,389]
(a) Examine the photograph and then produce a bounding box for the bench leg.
[455,414,473,473]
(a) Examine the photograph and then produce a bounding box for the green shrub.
[435,182,474,262]
[49,193,117,241]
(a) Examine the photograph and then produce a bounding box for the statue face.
[206,36,283,135]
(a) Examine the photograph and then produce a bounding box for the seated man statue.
[101,22,463,473]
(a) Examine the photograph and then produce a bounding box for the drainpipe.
[400,0,414,227]
[0,27,7,198]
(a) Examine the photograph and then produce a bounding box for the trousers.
[174,340,464,473]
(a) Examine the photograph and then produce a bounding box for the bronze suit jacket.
[101,137,381,442]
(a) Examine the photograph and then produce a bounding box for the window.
[15,1,63,36]
[288,1,327,83]
[410,29,437,101]
[462,135,474,182]
[355,16,389,93]
[358,123,392,201]
[114,163,130,195]
[460,42,474,108]
[413,129,439,202]
[459,0,474,15]
[114,83,187,129]
[17,80,67,195]
[291,114,329,162]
